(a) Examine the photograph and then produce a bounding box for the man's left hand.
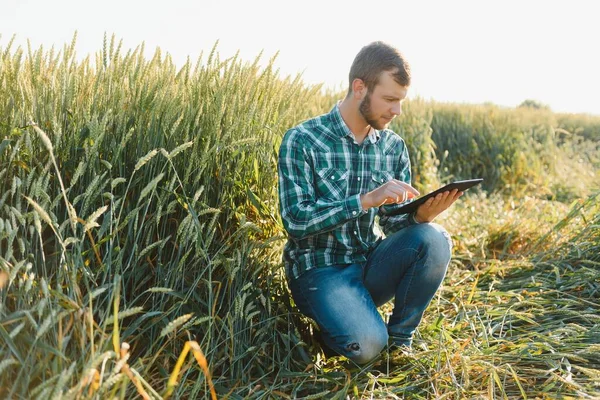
[415,189,463,223]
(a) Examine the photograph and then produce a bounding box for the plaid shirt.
[278,104,419,280]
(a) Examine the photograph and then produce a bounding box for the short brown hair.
[347,41,411,95]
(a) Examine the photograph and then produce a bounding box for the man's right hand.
[360,179,420,210]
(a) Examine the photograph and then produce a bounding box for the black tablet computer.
[381,179,483,216]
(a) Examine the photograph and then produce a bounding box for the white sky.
[1,0,599,115]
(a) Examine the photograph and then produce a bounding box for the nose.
[391,101,402,116]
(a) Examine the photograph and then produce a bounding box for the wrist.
[360,193,372,211]
[413,211,425,224]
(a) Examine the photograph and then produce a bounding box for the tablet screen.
[380,179,483,216]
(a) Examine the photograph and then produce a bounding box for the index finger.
[390,179,420,196]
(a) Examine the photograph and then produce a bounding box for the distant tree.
[518,99,551,110]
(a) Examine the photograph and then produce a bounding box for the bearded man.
[277,41,461,364]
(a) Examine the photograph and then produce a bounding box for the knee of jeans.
[345,328,388,364]
[417,223,452,262]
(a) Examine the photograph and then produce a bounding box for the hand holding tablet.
[380,179,483,216]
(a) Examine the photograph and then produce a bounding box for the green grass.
[0,34,599,398]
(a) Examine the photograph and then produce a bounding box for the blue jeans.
[288,223,452,364]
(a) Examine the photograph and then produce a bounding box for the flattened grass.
[0,35,598,398]
[288,192,600,399]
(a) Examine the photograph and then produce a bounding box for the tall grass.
[0,34,324,398]
[0,34,598,398]
[425,102,599,199]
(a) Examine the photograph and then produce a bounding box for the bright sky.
[1,0,599,115]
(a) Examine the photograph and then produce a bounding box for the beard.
[359,92,388,130]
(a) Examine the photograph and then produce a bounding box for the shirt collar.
[330,102,381,144]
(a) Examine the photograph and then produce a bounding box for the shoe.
[388,343,414,357]
[388,332,413,349]
[369,342,414,372]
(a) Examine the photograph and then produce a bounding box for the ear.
[351,78,367,100]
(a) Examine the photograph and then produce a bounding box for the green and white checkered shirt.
[278,104,419,280]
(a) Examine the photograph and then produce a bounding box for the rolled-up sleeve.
[277,129,366,240]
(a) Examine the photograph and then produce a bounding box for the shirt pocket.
[370,171,395,190]
[315,167,350,200]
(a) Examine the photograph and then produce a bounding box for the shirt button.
[357,177,361,181]
[352,211,357,215]
[353,230,358,235]
[331,176,335,179]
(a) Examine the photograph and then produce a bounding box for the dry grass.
[0,34,598,398]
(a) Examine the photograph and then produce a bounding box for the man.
[277,42,462,364]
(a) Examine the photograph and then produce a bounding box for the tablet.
[381,179,483,216]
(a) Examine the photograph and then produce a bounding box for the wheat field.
[0,34,599,399]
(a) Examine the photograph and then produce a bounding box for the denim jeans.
[288,223,452,364]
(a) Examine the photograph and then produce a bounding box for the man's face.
[359,70,408,130]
